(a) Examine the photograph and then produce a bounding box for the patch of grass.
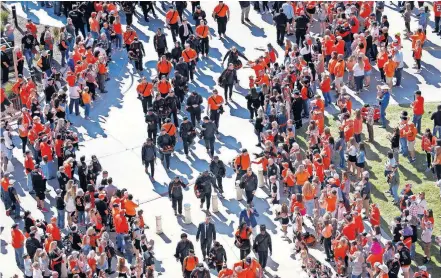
[298,103,441,274]
[0,10,9,25]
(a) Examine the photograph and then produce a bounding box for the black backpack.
[307,86,314,99]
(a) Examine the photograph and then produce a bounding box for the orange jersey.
[166,10,180,24]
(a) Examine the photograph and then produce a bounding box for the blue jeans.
[69,98,80,115]
[354,75,364,92]
[304,199,314,216]
[115,34,122,49]
[48,160,56,179]
[68,39,74,52]
[302,99,310,117]
[380,106,387,127]
[345,40,352,57]
[84,103,90,117]
[90,31,99,40]
[410,243,416,259]
[116,233,126,251]
[14,246,24,268]
[339,150,345,168]
[41,162,49,178]
[391,184,399,203]
[323,92,332,106]
[57,209,65,228]
[399,137,408,157]
[434,125,441,138]
[78,211,85,225]
[53,1,61,14]
[12,202,20,218]
[27,173,33,191]
[394,67,403,86]
[23,48,34,68]
[351,275,362,278]
[413,114,422,133]
[2,187,11,209]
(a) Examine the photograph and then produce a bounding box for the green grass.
[297,103,441,275]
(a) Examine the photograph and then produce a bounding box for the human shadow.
[419,61,441,87]
[220,37,246,53]
[217,133,243,152]
[422,40,441,59]
[186,152,210,173]
[169,156,194,179]
[227,101,251,120]
[158,233,172,244]
[220,198,243,216]
[244,22,267,38]
[177,217,198,236]
[211,212,235,237]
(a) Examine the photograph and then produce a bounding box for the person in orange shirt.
[137,77,154,113]
[383,55,396,89]
[406,122,417,162]
[195,20,212,57]
[46,217,62,241]
[376,47,388,82]
[124,194,139,222]
[207,89,224,128]
[320,72,332,106]
[294,164,310,194]
[212,1,230,38]
[157,76,172,96]
[182,43,198,81]
[157,55,173,79]
[97,57,108,94]
[166,6,180,42]
[123,26,138,51]
[82,87,92,120]
[235,149,251,179]
[112,16,123,50]
[334,54,345,94]
[325,189,338,216]
[353,109,363,143]
[11,223,25,269]
[413,39,423,73]
[89,12,100,39]
[411,90,424,134]
[218,263,234,277]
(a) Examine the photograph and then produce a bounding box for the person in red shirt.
[434,1,441,34]
[11,223,25,269]
[413,39,423,73]
[24,150,35,193]
[166,6,180,42]
[411,90,424,133]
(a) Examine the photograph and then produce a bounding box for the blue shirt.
[282,3,294,19]
[357,150,366,163]
[239,209,259,228]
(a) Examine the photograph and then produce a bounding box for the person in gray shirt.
[104,177,118,199]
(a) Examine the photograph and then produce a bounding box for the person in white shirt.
[416,192,428,218]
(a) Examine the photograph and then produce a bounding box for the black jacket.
[26,237,42,259]
[154,33,167,50]
[209,245,227,264]
[193,10,207,26]
[141,143,157,161]
[253,232,272,253]
[153,98,170,118]
[398,247,411,266]
[171,46,182,61]
[68,10,84,26]
[179,23,194,40]
[196,222,216,242]
[57,171,69,192]
[240,173,258,192]
[175,61,189,77]
[186,93,203,113]
[220,68,238,85]
[157,133,173,148]
[210,161,226,178]
[168,180,185,199]
[201,121,217,139]
[273,12,288,28]
[195,173,215,195]
[175,239,194,259]
[165,94,180,111]
[145,112,160,131]
[179,121,195,138]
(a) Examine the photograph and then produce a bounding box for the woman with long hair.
[346,137,358,175]
[64,183,77,227]
[356,143,366,180]
[116,257,130,277]
[302,181,316,218]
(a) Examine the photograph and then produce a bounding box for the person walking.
[201,116,217,158]
[180,117,196,157]
[157,128,173,171]
[253,224,272,269]
[235,222,252,260]
[273,9,288,46]
[195,171,216,214]
[153,28,168,58]
[179,18,193,46]
[212,1,230,39]
[219,63,238,103]
[182,250,199,278]
[239,1,251,24]
[168,176,186,216]
[207,90,224,129]
[141,138,157,181]
[209,156,226,195]
[195,20,212,58]
[166,6,180,43]
[411,90,424,133]
[431,104,441,138]
[239,205,259,236]
[186,91,203,127]
[196,216,217,260]
[239,167,258,205]
[175,233,195,265]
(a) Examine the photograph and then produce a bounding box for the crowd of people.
[2,1,441,278]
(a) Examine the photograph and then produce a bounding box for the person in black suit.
[179,18,194,45]
[196,216,217,260]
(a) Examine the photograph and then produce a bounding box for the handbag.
[210,96,224,114]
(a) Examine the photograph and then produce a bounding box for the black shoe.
[432,30,438,33]
[241,20,245,24]
[245,18,251,22]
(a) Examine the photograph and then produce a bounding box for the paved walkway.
[2,2,441,277]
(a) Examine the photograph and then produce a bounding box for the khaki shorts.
[386,77,393,84]
[408,140,415,152]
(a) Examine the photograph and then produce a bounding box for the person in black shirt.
[295,11,309,47]
[22,31,37,68]
[1,45,11,84]
[140,2,157,22]
[153,28,168,58]
[55,189,65,229]
[273,9,288,45]
[431,105,441,138]
[70,225,82,251]
[193,5,207,26]
[68,5,85,36]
